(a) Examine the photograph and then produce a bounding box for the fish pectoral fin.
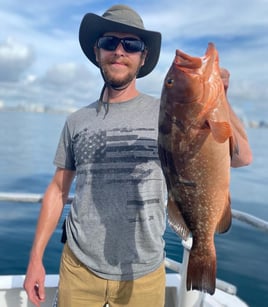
[208,119,232,143]
[216,194,232,233]
[167,196,190,240]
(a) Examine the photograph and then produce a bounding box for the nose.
[114,41,126,54]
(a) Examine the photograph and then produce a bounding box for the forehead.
[102,32,141,39]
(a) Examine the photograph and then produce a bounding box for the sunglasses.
[97,36,145,53]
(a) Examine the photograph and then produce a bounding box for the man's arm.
[24,167,75,307]
[220,68,253,167]
[228,102,253,167]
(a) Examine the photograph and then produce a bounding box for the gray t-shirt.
[54,93,166,280]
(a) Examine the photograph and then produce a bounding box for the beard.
[100,57,143,89]
[101,68,135,89]
[102,69,136,89]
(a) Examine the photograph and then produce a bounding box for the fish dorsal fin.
[208,119,232,143]
[216,193,232,233]
[167,196,190,240]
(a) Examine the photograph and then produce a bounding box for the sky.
[0,0,267,119]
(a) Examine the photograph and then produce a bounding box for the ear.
[140,49,148,66]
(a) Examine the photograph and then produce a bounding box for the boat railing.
[1,192,268,233]
[1,192,267,307]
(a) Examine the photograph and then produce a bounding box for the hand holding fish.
[220,67,253,167]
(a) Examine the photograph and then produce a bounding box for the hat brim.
[79,13,161,78]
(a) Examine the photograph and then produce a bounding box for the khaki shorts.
[58,244,166,307]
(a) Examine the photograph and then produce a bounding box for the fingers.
[220,67,230,92]
[24,279,46,307]
[37,282,46,302]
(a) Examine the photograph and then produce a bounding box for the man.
[24,4,252,307]
[24,4,166,307]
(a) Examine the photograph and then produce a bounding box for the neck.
[103,79,139,103]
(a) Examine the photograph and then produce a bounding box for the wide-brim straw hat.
[79,4,161,78]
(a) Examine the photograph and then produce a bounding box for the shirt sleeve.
[53,121,76,170]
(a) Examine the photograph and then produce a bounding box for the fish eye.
[165,78,174,88]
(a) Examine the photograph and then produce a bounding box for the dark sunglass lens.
[97,37,119,51]
[123,39,145,52]
[97,36,145,53]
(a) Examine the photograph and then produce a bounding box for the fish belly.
[159,126,231,294]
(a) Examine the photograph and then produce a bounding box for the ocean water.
[0,111,267,307]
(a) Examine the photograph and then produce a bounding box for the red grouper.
[158,43,238,295]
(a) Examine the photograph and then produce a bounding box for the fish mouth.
[174,42,217,71]
[174,50,202,69]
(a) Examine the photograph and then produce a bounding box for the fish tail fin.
[186,247,216,295]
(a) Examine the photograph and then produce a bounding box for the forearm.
[29,168,75,261]
[24,168,74,306]
[30,183,66,261]
[220,68,253,167]
[229,103,253,167]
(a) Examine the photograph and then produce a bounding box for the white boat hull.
[0,273,248,307]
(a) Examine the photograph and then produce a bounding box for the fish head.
[159,42,232,145]
[161,43,224,113]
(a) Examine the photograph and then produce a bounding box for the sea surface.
[0,111,268,307]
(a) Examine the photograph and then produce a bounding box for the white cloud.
[0,38,35,81]
[0,0,267,118]
[42,63,91,87]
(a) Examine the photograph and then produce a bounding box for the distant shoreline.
[1,105,267,129]
[0,104,77,115]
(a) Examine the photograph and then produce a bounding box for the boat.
[1,192,268,307]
